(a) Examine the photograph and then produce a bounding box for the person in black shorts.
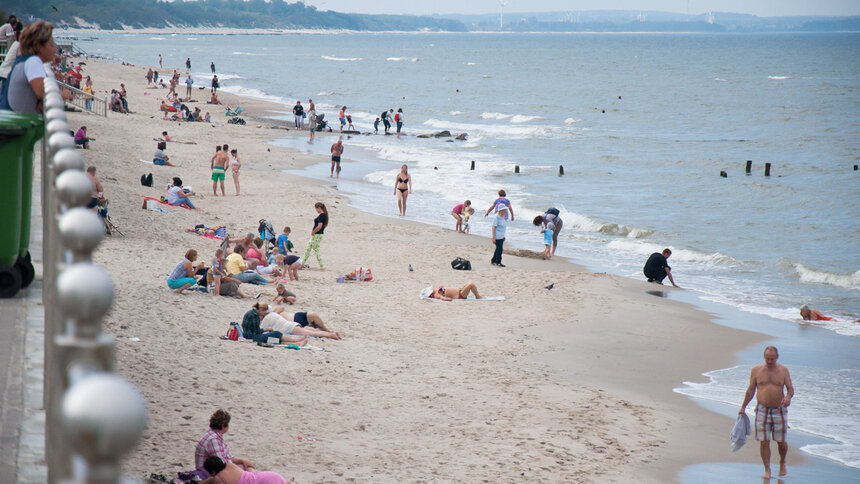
[643,248,680,288]
[330,139,344,177]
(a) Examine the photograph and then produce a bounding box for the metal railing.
[55,79,108,117]
[41,69,147,483]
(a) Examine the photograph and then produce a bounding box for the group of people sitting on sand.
[110,83,132,114]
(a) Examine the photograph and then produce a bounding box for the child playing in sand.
[540,222,554,259]
[272,283,297,305]
[462,207,475,234]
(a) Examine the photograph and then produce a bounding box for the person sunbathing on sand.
[430,281,482,300]
[262,304,342,340]
[242,303,308,345]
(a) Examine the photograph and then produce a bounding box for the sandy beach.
[63,57,787,483]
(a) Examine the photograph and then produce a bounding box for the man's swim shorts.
[755,403,787,442]
[212,166,226,181]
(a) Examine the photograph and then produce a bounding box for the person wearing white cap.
[491,204,509,267]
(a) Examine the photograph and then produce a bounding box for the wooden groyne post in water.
[514,165,520,174]
[765,163,772,177]
[470,160,475,171]
[559,165,564,176]
[746,160,752,174]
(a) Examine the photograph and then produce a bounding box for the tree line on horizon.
[3,1,858,32]
[3,0,468,31]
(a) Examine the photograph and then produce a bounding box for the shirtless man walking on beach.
[330,139,344,177]
[739,346,794,479]
[211,144,229,196]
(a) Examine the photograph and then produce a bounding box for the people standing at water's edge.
[307,99,317,141]
[394,164,412,216]
[484,189,513,220]
[338,106,347,132]
[303,202,328,270]
[158,53,162,67]
[739,346,794,480]
[185,74,193,97]
[532,208,563,258]
[451,200,471,233]
[211,144,228,196]
[491,205,509,267]
[230,148,241,195]
[381,108,392,134]
[330,139,343,178]
[185,57,191,70]
[643,248,679,288]
[211,75,218,94]
[210,61,215,73]
[293,100,304,129]
[395,108,404,138]
[462,207,475,234]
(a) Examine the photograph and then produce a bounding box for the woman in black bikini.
[430,281,482,301]
[393,164,412,216]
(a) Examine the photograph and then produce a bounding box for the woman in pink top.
[202,456,292,484]
[451,200,471,233]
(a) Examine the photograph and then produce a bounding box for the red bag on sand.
[226,326,238,341]
[356,267,373,282]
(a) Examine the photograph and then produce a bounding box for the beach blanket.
[141,195,192,210]
[419,286,505,301]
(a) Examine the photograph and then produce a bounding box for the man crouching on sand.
[739,346,794,479]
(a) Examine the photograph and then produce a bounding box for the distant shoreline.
[57,27,860,36]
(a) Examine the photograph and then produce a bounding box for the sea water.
[74,31,859,471]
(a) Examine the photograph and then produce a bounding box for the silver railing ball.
[45,106,68,124]
[56,169,94,208]
[45,80,60,94]
[61,373,148,462]
[44,94,66,112]
[56,263,115,324]
[46,118,70,137]
[48,130,75,154]
[53,148,86,175]
[59,208,105,256]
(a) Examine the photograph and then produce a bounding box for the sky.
[301,0,860,18]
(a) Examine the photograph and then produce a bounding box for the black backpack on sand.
[140,173,153,187]
[451,257,471,271]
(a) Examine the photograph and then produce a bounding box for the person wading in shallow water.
[739,346,795,480]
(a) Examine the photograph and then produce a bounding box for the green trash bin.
[0,111,45,297]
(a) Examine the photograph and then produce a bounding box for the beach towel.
[731,412,751,451]
[141,195,192,210]
[419,286,505,301]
